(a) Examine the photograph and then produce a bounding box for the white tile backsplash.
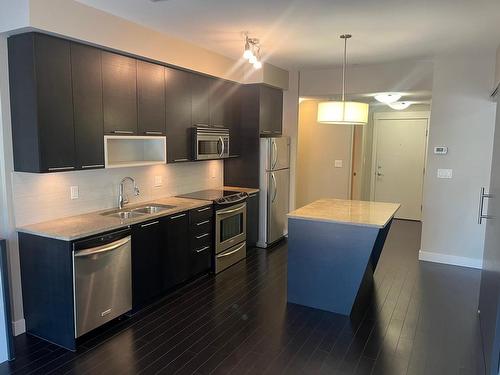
[12,160,223,227]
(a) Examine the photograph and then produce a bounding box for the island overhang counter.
[286,199,400,316]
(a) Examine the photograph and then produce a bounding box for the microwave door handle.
[219,137,225,157]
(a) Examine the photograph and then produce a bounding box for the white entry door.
[372,114,428,220]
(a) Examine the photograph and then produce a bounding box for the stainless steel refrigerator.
[257,136,290,248]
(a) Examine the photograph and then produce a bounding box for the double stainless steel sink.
[100,204,177,219]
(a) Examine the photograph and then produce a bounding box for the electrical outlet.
[70,186,79,200]
[154,175,162,187]
[334,160,343,168]
[437,169,453,179]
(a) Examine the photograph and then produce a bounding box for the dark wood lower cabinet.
[247,192,259,246]
[131,219,166,308]
[165,211,190,286]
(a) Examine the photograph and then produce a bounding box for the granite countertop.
[287,199,400,228]
[224,186,260,195]
[17,196,211,241]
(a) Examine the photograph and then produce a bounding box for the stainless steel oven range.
[177,189,248,273]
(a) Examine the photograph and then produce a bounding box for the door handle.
[216,204,245,215]
[271,173,277,203]
[272,140,278,170]
[218,137,225,158]
[478,187,494,224]
[74,236,130,257]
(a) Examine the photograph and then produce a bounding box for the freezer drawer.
[215,241,246,273]
[73,234,132,337]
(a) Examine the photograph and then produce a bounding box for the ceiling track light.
[243,34,262,69]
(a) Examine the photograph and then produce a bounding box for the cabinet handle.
[273,131,281,134]
[174,158,189,162]
[196,233,210,239]
[170,213,186,220]
[48,166,75,171]
[141,221,159,228]
[111,130,134,134]
[145,131,163,135]
[196,220,210,226]
[262,130,271,134]
[81,164,104,169]
[197,207,211,212]
[196,246,210,253]
[249,194,257,198]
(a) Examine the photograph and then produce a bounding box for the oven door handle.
[217,242,246,258]
[216,203,245,215]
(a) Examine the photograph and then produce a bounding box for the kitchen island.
[287,199,400,316]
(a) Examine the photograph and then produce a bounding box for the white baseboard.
[12,319,25,336]
[418,250,483,269]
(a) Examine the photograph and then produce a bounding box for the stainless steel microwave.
[193,127,230,160]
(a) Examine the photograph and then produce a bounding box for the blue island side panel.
[287,218,380,315]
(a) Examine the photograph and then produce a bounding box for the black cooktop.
[178,189,247,205]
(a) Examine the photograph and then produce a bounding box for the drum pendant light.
[317,35,369,125]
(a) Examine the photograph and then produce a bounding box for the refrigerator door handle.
[272,140,278,170]
[271,173,278,203]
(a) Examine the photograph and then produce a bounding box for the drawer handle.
[196,233,209,239]
[196,246,210,253]
[262,130,271,134]
[170,213,186,220]
[141,221,159,228]
[197,207,211,212]
[196,220,210,226]
[81,164,104,169]
[111,130,134,134]
[174,158,189,162]
[48,166,75,171]
[273,131,281,134]
[217,242,245,258]
[145,131,163,135]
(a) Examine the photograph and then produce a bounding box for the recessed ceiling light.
[388,101,413,110]
[374,92,403,104]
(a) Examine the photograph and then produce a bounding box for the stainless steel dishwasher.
[73,228,132,338]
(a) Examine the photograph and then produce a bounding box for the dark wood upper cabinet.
[191,74,212,127]
[137,60,166,135]
[259,85,283,136]
[165,67,192,163]
[8,33,76,173]
[209,80,226,128]
[71,43,104,170]
[225,82,242,156]
[102,51,137,135]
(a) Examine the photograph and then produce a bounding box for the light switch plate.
[154,175,162,187]
[437,169,453,179]
[70,186,79,200]
[334,160,343,168]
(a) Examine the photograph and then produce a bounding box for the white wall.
[420,53,497,269]
[300,60,433,97]
[282,70,299,211]
[295,100,353,208]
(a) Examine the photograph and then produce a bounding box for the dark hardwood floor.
[0,219,485,374]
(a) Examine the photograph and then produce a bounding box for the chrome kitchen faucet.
[118,177,140,210]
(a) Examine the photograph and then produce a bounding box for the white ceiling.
[77,0,500,69]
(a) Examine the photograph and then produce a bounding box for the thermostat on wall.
[434,146,448,155]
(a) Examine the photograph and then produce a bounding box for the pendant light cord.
[340,34,351,102]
